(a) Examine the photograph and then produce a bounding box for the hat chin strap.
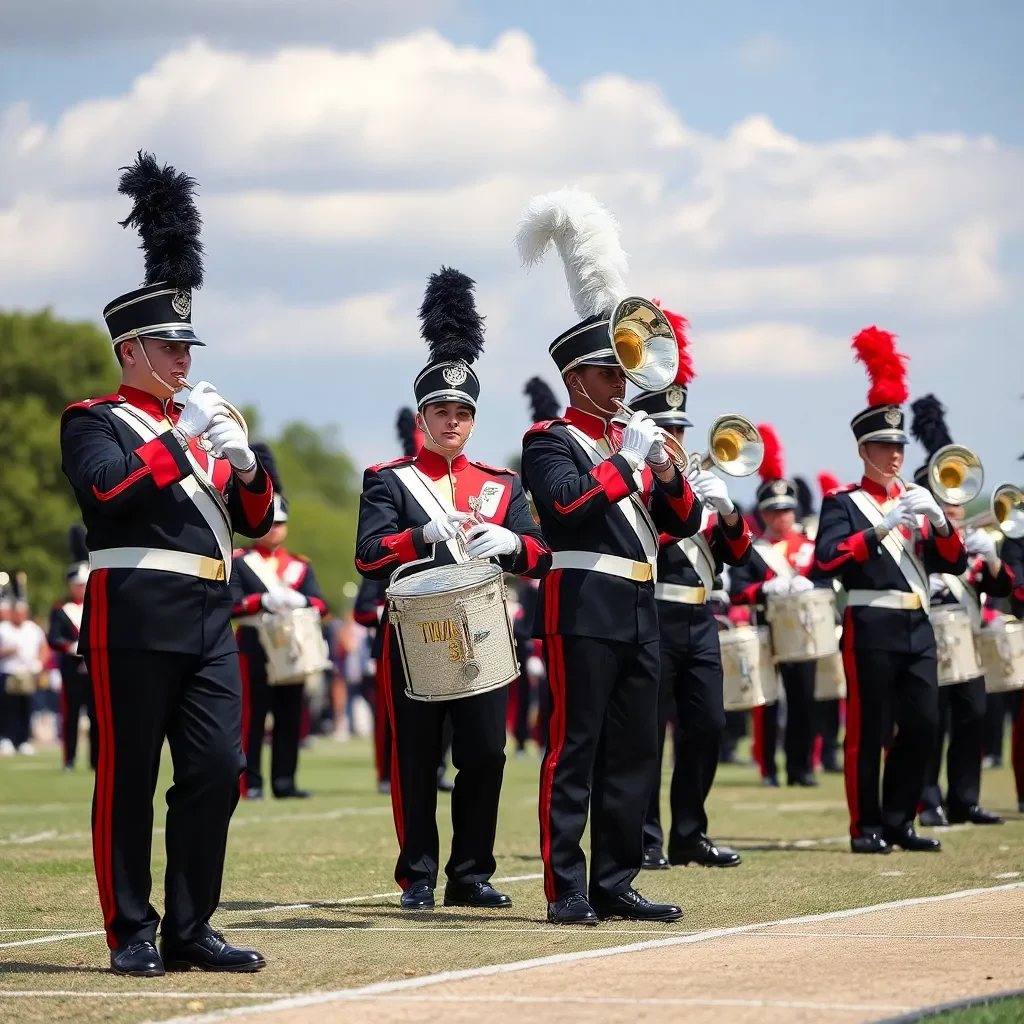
[131,337,184,399]
[566,373,618,419]
[420,416,473,461]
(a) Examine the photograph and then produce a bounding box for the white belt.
[655,582,706,605]
[847,589,922,611]
[89,547,226,582]
[549,551,654,583]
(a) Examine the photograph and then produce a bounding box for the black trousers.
[540,634,659,903]
[382,625,506,890]
[841,630,939,836]
[240,651,302,795]
[754,662,817,781]
[87,647,245,949]
[61,661,98,769]
[817,698,841,768]
[0,681,32,747]
[643,610,725,852]
[921,676,986,813]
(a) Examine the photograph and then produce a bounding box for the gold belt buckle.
[631,562,654,582]
[197,556,226,581]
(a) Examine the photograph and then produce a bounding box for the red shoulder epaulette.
[63,394,124,415]
[524,418,568,439]
[367,455,416,474]
[824,483,857,497]
[470,460,515,476]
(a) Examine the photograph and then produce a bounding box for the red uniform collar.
[415,446,469,480]
[860,475,901,501]
[118,385,176,420]
[252,544,287,560]
[564,406,614,441]
[762,528,804,545]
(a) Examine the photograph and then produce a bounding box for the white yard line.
[354,994,912,1011]
[144,881,1024,1024]
[231,927,692,934]
[0,992,295,999]
[0,930,104,949]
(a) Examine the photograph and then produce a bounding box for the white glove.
[789,575,815,594]
[690,469,734,515]
[878,503,919,534]
[465,522,520,559]
[762,577,790,597]
[205,415,257,472]
[175,381,227,439]
[261,590,288,613]
[966,528,999,570]
[618,412,658,470]
[929,574,949,600]
[278,589,308,610]
[645,431,671,470]
[526,654,546,679]
[900,485,946,527]
[422,512,471,545]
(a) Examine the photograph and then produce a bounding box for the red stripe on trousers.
[538,570,564,903]
[840,611,862,837]
[379,624,407,889]
[238,647,250,797]
[751,704,765,776]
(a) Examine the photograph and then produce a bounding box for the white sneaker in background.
[0,738,15,756]
[17,742,35,756]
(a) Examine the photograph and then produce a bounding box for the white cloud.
[697,323,847,376]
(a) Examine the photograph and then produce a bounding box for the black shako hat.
[755,424,798,511]
[910,393,953,491]
[104,152,205,349]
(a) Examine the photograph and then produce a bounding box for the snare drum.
[758,627,779,704]
[721,625,768,711]
[932,606,980,686]
[387,560,518,702]
[765,588,839,663]
[257,606,333,685]
[975,616,1024,693]
[814,627,847,700]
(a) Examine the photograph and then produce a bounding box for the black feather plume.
[910,394,954,456]
[418,267,485,365]
[118,151,204,290]
[396,407,418,458]
[250,442,284,496]
[793,476,815,520]
[67,525,89,562]
[523,377,561,423]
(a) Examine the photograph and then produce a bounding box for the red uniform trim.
[523,418,568,439]
[841,610,862,837]
[661,476,696,521]
[354,606,380,627]
[136,435,185,489]
[592,459,633,503]
[816,529,872,572]
[383,528,418,564]
[724,522,752,561]
[933,526,965,564]
[520,534,547,574]
[63,394,123,414]
[751,704,765,777]
[554,483,602,515]
[368,455,416,474]
[379,625,407,888]
[238,468,273,528]
[308,596,328,616]
[234,593,263,616]
[92,464,152,502]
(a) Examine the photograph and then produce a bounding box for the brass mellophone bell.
[926,444,983,506]
[962,482,1024,539]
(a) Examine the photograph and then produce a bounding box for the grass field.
[1,734,1022,1024]
[927,996,1024,1022]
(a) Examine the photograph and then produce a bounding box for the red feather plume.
[757,423,785,482]
[817,471,841,495]
[653,299,695,386]
[851,325,909,406]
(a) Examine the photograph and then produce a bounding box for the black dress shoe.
[400,884,435,910]
[787,773,819,787]
[591,888,683,922]
[642,847,670,870]
[436,773,454,793]
[272,783,310,799]
[160,930,265,972]
[948,805,1004,826]
[110,940,165,977]
[919,807,949,827]
[850,834,891,854]
[669,835,741,868]
[242,787,263,800]
[820,759,843,774]
[443,881,511,908]
[884,826,941,852]
[762,775,780,788]
[546,892,598,925]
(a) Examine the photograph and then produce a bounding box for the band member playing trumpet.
[232,444,328,801]
[632,303,750,870]
[516,190,701,924]
[814,328,966,855]
[60,154,271,975]
[355,269,549,912]
[731,426,820,788]
[910,395,1008,827]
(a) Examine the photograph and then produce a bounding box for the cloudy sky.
[2,0,1022,504]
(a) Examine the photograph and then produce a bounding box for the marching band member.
[48,528,98,771]
[231,444,328,801]
[814,471,845,773]
[813,328,966,855]
[730,426,819,788]
[910,395,1007,827]
[633,303,750,870]
[60,154,271,976]
[516,190,701,924]
[355,269,549,912]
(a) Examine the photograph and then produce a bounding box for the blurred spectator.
[0,602,50,755]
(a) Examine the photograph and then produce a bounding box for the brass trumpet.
[962,483,1024,539]
[927,444,983,507]
[175,378,249,460]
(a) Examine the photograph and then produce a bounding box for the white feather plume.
[514,188,629,320]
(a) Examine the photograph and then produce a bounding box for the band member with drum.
[231,444,328,801]
[60,154,271,975]
[731,426,820,788]
[910,395,1007,827]
[813,327,966,855]
[48,528,98,772]
[355,268,549,912]
[632,303,750,870]
[516,189,702,924]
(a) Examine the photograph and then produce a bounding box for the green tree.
[0,310,118,612]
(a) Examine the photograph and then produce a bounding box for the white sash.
[940,572,982,630]
[110,404,235,581]
[243,550,283,592]
[563,424,659,574]
[849,489,930,612]
[679,529,715,596]
[61,601,83,633]
[392,464,469,564]
[753,538,797,581]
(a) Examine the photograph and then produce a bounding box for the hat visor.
[141,326,205,346]
[856,429,909,445]
[418,391,477,411]
[759,497,798,512]
[559,351,618,373]
[649,412,692,428]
